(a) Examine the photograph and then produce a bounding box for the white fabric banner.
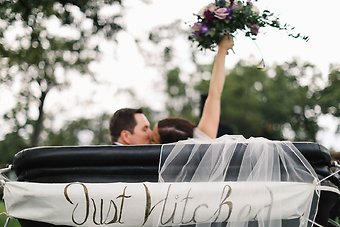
[3,181,316,226]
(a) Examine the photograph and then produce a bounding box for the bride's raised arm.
[196,36,234,138]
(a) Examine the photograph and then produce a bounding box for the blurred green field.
[0,201,20,227]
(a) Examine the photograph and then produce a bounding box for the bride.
[151,37,320,227]
[151,36,234,144]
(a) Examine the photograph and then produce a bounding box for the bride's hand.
[218,36,234,53]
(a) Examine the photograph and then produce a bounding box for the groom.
[109,108,152,145]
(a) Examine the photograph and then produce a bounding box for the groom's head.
[109,108,152,145]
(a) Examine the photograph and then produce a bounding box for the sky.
[0,0,339,149]
[121,0,340,74]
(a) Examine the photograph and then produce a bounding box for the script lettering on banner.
[63,182,233,226]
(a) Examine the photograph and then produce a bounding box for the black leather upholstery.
[13,142,339,184]
[14,145,163,183]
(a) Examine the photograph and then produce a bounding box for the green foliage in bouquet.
[189,0,309,50]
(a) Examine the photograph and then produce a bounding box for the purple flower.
[204,10,215,21]
[191,22,209,35]
[214,7,228,19]
[198,3,217,17]
[191,22,202,32]
[249,24,260,35]
[198,3,217,21]
[226,7,233,19]
[201,24,209,33]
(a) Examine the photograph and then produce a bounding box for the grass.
[0,201,21,227]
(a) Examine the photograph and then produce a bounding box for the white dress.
[193,127,212,139]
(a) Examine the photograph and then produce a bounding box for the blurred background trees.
[197,60,323,140]
[0,0,124,165]
[143,23,339,143]
[0,1,339,167]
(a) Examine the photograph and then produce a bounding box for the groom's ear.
[120,130,132,144]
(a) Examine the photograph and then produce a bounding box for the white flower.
[251,5,260,15]
[198,3,217,17]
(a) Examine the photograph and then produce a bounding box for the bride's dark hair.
[157,117,195,143]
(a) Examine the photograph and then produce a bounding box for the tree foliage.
[196,59,325,141]
[138,20,203,123]
[0,0,124,147]
[0,132,27,167]
[316,64,340,117]
[139,20,339,144]
[1,2,339,168]
[164,67,198,123]
[42,113,111,146]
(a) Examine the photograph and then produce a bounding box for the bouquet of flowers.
[189,0,308,50]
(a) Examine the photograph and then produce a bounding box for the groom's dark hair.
[109,108,144,143]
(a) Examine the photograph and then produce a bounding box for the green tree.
[140,19,339,143]
[140,20,204,123]
[196,59,324,141]
[0,132,27,167]
[42,113,110,146]
[0,0,124,147]
[317,64,340,117]
[164,67,198,122]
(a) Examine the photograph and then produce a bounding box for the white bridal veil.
[159,135,320,227]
